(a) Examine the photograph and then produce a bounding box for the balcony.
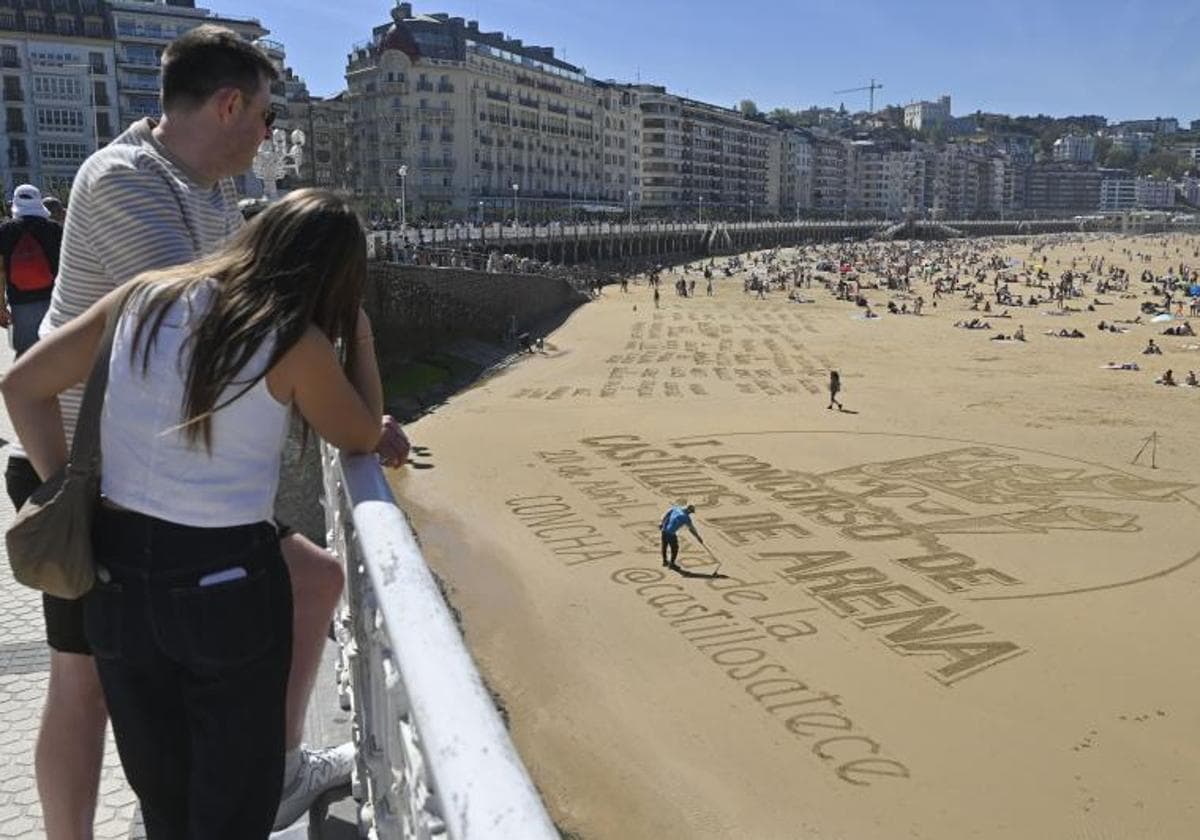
[5,117,25,133]
[416,106,454,120]
[117,53,159,68]
[1,56,19,69]
[115,22,175,42]
[439,133,453,144]
[418,158,455,170]
[416,80,434,92]
[546,103,567,116]
[436,81,454,93]
[485,89,509,103]
[2,88,23,102]
[517,96,539,109]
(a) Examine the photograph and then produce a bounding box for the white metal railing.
[322,447,559,840]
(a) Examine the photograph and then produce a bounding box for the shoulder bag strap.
[66,284,139,476]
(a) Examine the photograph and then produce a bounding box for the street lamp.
[698,194,704,224]
[478,200,484,225]
[749,199,754,225]
[512,182,519,226]
[397,164,408,228]
[627,189,633,226]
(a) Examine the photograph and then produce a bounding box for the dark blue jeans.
[85,506,293,840]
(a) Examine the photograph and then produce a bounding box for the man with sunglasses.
[33,25,353,837]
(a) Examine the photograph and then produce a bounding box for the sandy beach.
[393,232,1200,839]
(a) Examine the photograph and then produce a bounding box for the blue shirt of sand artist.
[662,506,692,535]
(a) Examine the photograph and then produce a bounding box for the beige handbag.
[6,290,129,599]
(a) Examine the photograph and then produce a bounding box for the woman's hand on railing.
[376,415,411,469]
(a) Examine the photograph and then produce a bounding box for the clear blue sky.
[221,0,1200,123]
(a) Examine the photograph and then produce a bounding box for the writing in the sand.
[611,565,909,787]
[578,434,1026,685]
[505,495,622,565]
[511,310,828,400]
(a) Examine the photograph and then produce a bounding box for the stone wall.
[364,264,587,358]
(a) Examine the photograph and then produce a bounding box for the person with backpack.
[0,184,62,357]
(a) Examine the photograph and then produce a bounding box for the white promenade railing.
[322,446,560,840]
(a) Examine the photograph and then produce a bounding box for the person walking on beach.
[828,370,843,410]
[661,504,704,569]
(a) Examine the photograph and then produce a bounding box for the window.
[37,107,84,132]
[34,75,82,99]
[39,140,87,163]
[0,45,16,68]
[56,16,75,35]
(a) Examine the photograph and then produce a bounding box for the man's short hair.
[161,25,278,113]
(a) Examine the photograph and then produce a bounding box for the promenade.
[0,340,138,838]
[0,336,353,838]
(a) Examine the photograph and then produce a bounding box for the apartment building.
[1177,176,1200,206]
[1052,133,1096,163]
[296,93,349,190]
[845,140,924,219]
[595,80,641,213]
[108,0,263,129]
[1023,164,1101,213]
[345,4,609,219]
[920,143,1004,218]
[1110,131,1153,158]
[903,95,951,131]
[809,132,847,215]
[1134,176,1174,209]
[634,84,777,217]
[1114,117,1177,135]
[778,127,812,217]
[1100,175,1135,211]
[0,0,117,198]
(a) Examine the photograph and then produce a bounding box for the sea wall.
[364,264,588,358]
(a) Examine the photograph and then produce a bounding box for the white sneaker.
[273,742,355,830]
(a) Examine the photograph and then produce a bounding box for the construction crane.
[834,78,884,113]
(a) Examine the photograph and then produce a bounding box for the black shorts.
[5,456,296,654]
[5,455,91,654]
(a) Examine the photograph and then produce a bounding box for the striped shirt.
[41,118,243,443]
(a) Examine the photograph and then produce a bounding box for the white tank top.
[100,280,290,527]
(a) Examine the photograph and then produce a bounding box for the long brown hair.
[126,188,366,450]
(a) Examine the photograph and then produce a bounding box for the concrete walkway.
[0,339,354,838]
[0,338,138,838]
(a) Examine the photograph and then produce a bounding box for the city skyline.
[232,0,1199,122]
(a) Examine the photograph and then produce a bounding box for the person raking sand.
[660,504,704,570]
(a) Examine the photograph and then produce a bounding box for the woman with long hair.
[2,189,401,838]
